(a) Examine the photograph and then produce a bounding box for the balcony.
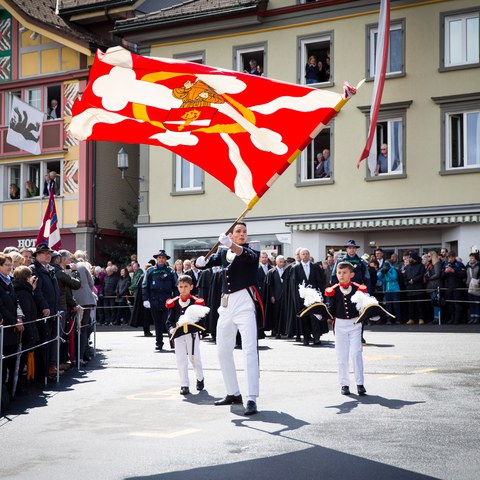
[0,119,65,157]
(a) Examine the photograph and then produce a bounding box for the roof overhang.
[285,205,480,232]
[0,0,95,56]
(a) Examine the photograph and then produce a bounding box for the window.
[358,101,411,179]
[371,118,404,176]
[19,31,79,78]
[297,126,332,184]
[1,159,60,200]
[443,10,479,68]
[25,87,41,110]
[3,90,20,126]
[433,93,480,173]
[299,33,332,85]
[173,52,204,65]
[173,155,203,194]
[234,44,266,77]
[2,85,62,126]
[367,21,405,78]
[446,111,480,169]
[7,165,20,200]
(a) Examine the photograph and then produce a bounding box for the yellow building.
[113,0,480,263]
[0,1,140,261]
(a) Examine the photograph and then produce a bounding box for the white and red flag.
[358,0,390,172]
[36,188,61,250]
[69,47,358,208]
[7,95,44,155]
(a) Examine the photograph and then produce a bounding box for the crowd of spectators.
[3,241,479,412]
[0,246,146,411]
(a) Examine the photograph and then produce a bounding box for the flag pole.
[203,79,364,260]
[204,205,252,259]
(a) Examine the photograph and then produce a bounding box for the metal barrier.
[1,308,99,413]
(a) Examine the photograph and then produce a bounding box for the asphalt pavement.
[2,323,479,480]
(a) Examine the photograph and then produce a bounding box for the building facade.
[112,0,480,264]
[0,0,141,262]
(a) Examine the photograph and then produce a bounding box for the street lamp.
[117,147,144,199]
[117,147,129,179]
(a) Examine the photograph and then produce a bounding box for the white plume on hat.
[351,290,379,313]
[177,304,210,327]
[298,281,324,306]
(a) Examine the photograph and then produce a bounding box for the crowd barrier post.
[92,308,97,358]
[0,325,4,412]
[437,286,442,325]
[55,313,61,383]
[77,308,82,370]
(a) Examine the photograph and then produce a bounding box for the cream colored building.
[114,0,480,263]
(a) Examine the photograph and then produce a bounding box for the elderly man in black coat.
[30,244,61,378]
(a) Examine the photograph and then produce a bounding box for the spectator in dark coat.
[103,266,119,325]
[13,266,39,395]
[51,251,81,365]
[404,251,426,325]
[30,244,60,378]
[0,254,24,400]
[442,251,467,324]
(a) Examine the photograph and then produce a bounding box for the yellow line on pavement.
[413,368,438,374]
[127,388,179,401]
[129,429,200,439]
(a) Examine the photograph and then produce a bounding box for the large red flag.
[357,0,390,170]
[36,189,61,249]
[70,47,357,208]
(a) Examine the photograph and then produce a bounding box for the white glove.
[218,233,233,248]
[196,256,206,268]
[143,300,151,309]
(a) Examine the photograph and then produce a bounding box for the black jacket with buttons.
[201,245,259,294]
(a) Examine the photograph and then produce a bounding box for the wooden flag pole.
[204,205,252,260]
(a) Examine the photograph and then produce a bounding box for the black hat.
[409,251,420,261]
[297,302,333,321]
[344,239,360,248]
[169,322,206,341]
[354,304,395,324]
[33,243,54,257]
[153,249,171,259]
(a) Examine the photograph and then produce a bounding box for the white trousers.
[173,333,204,388]
[217,289,259,401]
[334,318,364,387]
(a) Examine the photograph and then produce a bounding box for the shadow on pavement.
[0,350,107,421]
[325,395,425,415]
[124,444,438,480]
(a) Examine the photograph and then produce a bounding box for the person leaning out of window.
[9,184,20,200]
[25,181,40,198]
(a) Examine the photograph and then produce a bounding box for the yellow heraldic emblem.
[131,72,252,135]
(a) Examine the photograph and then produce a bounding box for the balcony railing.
[0,119,65,157]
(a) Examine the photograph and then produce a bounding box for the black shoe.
[313,340,322,346]
[144,332,153,337]
[244,400,258,415]
[214,394,243,406]
[361,337,366,344]
[196,379,204,391]
[357,385,367,396]
[341,386,351,396]
[155,344,163,351]
[180,386,190,395]
[303,338,310,346]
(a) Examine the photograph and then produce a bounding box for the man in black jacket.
[51,251,81,367]
[292,248,326,345]
[31,244,60,378]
